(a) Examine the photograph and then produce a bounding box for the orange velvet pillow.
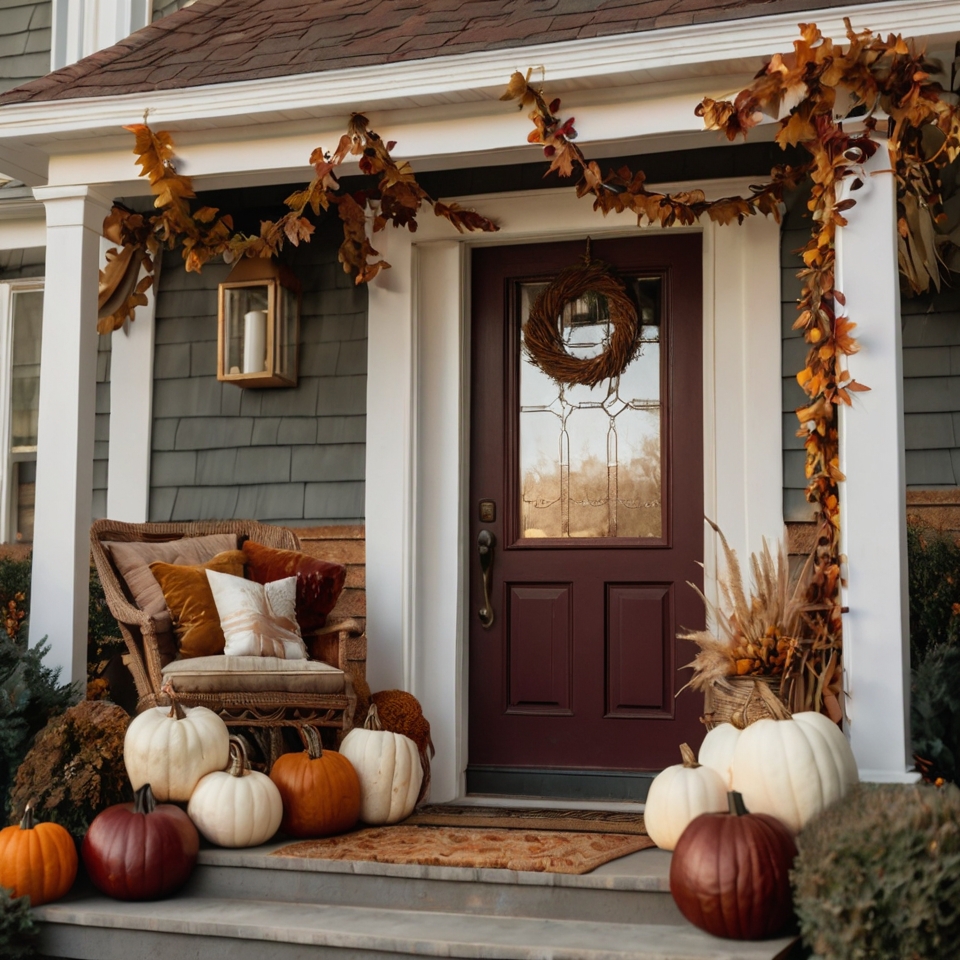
[150,550,247,659]
[241,540,346,633]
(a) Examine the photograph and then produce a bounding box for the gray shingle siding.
[149,207,367,526]
[781,182,960,509]
[902,281,960,486]
[781,190,814,521]
[0,0,50,95]
[151,0,194,21]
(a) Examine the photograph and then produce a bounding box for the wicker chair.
[90,519,366,753]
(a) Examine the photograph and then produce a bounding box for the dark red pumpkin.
[669,791,797,940]
[82,783,199,900]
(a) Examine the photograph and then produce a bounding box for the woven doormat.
[272,825,654,875]
[405,804,648,836]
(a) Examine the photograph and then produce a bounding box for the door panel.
[468,234,704,792]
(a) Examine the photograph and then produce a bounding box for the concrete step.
[34,893,801,960]
[33,844,802,959]
[181,842,685,925]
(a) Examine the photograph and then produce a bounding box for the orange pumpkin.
[270,726,360,837]
[0,804,78,906]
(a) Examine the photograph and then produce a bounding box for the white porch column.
[28,185,113,687]
[836,143,916,782]
[411,241,467,802]
[107,264,156,522]
[365,230,414,694]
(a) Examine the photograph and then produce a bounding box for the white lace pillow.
[205,570,307,660]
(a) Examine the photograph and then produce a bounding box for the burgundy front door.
[467,234,704,799]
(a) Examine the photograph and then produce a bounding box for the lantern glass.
[223,285,270,376]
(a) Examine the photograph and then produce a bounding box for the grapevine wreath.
[523,255,640,387]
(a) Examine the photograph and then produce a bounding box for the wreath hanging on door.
[523,254,640,388]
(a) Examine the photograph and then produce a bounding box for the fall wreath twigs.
[523,258,640,387]
[100,114,498,333]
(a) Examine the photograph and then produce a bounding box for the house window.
[0,280,43,543]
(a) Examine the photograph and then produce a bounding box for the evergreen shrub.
[0,887,39,959]
[792,783,960,960]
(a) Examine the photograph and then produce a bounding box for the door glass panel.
[518,277,662,539]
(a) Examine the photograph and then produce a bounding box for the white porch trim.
[106,257,157,523]
[364,181,785,801]
[27,185,114,687]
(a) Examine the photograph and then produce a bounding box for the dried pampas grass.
[679,519,820,695]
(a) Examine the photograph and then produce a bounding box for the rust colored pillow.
[241,540,346,633]
[150,550,247,659]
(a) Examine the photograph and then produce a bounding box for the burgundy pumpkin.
[82,783,199,900]
[669,791,797,940]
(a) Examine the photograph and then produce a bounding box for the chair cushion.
[162,655,346,695]
[104,533,238,625]
[242,540,346,632]
[150,550,247,659]
[206,570,307,660]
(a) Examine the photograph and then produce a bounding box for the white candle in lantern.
[242,309,267,373]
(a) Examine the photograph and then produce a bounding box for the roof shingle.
[0,0,887,106]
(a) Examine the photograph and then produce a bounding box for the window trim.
[0,278,44,543]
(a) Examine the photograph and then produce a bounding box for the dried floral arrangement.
[9,699,131,839]
[99,113,498,333]
[503,20,960,717]
[678,521,839,720]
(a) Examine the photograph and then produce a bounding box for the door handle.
[477,529,496,628]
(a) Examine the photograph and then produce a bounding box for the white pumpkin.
[643,743,728,851]
[188,737,283,847]
[124,700,230,802]
[697,723,742,789]
[339,704,423,825]
[729,710,859,834]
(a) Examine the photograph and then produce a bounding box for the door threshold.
[454,795,645,812]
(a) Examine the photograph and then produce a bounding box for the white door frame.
[364,182,785,801]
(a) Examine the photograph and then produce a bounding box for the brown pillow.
[242,541,346,633]
[104,534,238,626]
[150,550,247,659]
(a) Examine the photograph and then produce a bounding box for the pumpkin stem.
[364,703,383,732]
[679,743,700,768]
[728,791,750,817]
[134,784,157,816]
[227,736,250,778]
[19,802,35,831]
[167,698,186,721]
[300,724,323,760]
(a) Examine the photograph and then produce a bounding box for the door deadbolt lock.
[478,499,496,523]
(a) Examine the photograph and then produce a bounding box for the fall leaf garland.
[504,20,960,715]
[100,114,497,333]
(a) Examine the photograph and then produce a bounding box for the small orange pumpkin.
[270,726,360,837]
[0,803,78,906]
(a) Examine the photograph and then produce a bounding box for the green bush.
[912,643,960,785]
[792,782,960,959]
[0,887,39,959]
[907,520,960,663]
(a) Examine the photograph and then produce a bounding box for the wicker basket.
[702,675,790,730]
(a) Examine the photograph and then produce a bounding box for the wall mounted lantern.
[217,257,300,388]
